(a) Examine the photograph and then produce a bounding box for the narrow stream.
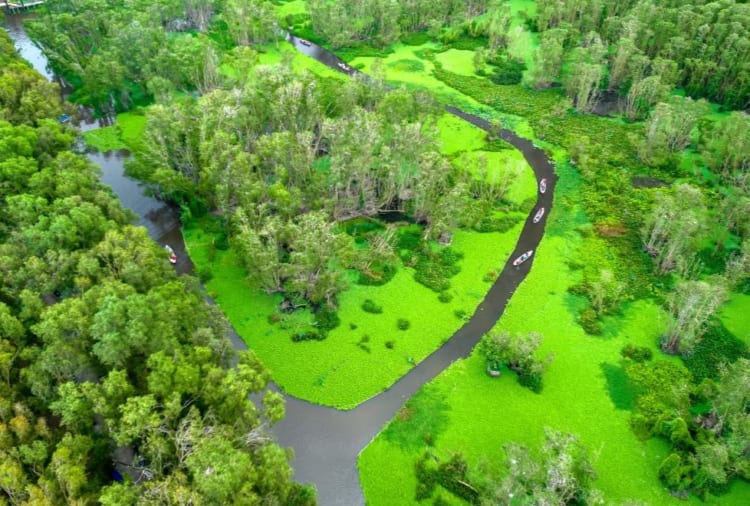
[5,20,557,505]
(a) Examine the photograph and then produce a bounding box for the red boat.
[533,207,545,223]
[165,245,178,264]
[539,178,547,193]
[513,250,534,266]
[298,38,312,46]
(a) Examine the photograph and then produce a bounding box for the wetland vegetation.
[3,0,749,504]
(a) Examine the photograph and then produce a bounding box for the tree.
[641,97,710,163]
[662,278,727,355]
[478,331,553,392]
[482,429,602,505]
[642,184,707,275]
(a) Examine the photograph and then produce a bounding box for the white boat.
[512,249,534,266]
[337,62,351,72]
[539,178,547,193]
[533,207,545,223]
[165,245,178,264]
[298,38,312,46]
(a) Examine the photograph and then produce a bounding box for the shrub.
[385,340,395,349]
[397,318,411,330]
[291,330,325,342]
[414,247,462,292]
[315,307,340,333]
[489,58,526,85]
[482,270,497,282]
[454,309,468,320]
[198,267,213,283]
[362,299,383,314]
[357,262,396,286]
[349,322,358,330]
[438,291,453,303]
[214,231,229,250]
[621,344,653,362]
[578,307,602,335]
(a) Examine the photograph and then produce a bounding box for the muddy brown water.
[5,21,557,505]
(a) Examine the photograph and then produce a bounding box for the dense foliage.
[0,30,313,505]
[415,430,602,505]
[15,0,750,501]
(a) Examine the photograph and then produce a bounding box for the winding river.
[4,19,556,505]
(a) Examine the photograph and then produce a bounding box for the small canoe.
[513,249,534,266]
[533,207,545,223]
[539,178,547,193]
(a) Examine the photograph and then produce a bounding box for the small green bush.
[397,318,411,330]
[385,340,395,349]
[362,299,383,314]
[454,309,468,320]
[578,307,602,335]
[315,307,340,333]
[349,322,358,330]
[438,291,453,303]
[198,267,213,283]
[621,344,653,362]
[489,58,526,85]
[291,330,325,342]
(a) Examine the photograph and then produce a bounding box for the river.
[4,18,556,505]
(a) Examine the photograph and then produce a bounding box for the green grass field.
[82,110,146,152]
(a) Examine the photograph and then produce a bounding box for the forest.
[2,0,750,505]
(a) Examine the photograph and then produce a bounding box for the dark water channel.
[5,19,557,505]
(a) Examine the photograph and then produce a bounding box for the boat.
[512,249,534,266]
[298,38,312,46]
[533,207,545,223]
[337,62,351,72]
[539,178,547,193]
[165,245,178,264]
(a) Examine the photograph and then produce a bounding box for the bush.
[438,291,453,303]
[349,322,358,330]
[397,318,411,330]
[198,267,213,283]
[413,247,463,292]
[518,370,544,393]
[357,262,397,286]
[489,58,526,85]
[291,330,325,342]
[315,307,340,333]
[578,307,602,335]
[621,344,653,362]
[214,232,229,251]
[361,299,383,314]
[454,309,468,320]
[385,340,395,349]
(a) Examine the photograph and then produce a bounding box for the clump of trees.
[478,330,553,392]
[626,358,750,499]
[415,429,603,505]
[0,31,313,505]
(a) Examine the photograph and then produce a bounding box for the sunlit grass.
[720,292,750,345]
[82,111,146,152]
[434,49,477,77]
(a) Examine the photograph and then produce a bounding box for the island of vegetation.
[2,0,749,505]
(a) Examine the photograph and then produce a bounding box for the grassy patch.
[82,111,146,152]
[434,49,478,77]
